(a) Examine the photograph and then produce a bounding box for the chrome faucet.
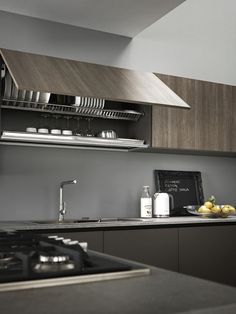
[59,179,77,222]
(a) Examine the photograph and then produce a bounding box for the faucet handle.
[63,202,66,215]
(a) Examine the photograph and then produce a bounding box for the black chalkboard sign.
[154,170,204,210]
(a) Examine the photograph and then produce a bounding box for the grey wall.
[1,1,236,86]
[0,145,235,220]
[0,10,235,220]
[0,11,131,69]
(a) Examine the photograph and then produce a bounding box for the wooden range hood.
[0,48,190,108]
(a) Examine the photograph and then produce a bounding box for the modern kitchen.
[0,0,236,313]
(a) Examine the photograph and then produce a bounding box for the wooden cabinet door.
[152,75,196,149]
[231,86,236,152]
[104,228,178,272]
[179,225,236,286]
[44,231,103,252]
[153,74,234,152]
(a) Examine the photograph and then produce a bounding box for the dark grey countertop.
[1,262,236,314]
[1,216,236,232]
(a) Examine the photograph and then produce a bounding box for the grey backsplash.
[0,145,235,221]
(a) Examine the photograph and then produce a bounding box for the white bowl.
[62,130,73,136]
[26,127,37,133]
[38,128,49,134]
[51,129,62,135]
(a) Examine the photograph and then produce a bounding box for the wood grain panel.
[232,86,236,151]
[0,48,189,108]
[153,74,196,149]
[153,73,234,152]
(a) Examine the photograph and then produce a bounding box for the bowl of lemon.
[185,196,236,218]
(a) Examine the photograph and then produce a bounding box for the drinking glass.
[74,116,83,136]
[84,118,94,137]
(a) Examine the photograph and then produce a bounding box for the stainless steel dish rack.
[2,99,144,122]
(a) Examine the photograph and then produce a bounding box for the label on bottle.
[140,198,152,218]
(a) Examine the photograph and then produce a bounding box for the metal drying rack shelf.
[2,99,144,122]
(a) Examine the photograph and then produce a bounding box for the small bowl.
[62,130,73,136]
[51,129,62,135]
[26,127,37,133]
[38,128,49,134]
[98,130,117,139]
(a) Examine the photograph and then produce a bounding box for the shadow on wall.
[0,10,132,67]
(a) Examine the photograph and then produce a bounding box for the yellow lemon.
[198,205,211,213]
[228,206,235,212]
[211,206,221,213]
[222,206,230,214]
[204,201,213,209]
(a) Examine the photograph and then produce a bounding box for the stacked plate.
[3,70,50,105]
[73,96,105,110]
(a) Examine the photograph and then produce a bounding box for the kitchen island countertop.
[1,260,236,314]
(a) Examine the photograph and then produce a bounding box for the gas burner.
[0,252,16,263]
[0,253,22,272]
[33,261,75,273]
[0,231,136,288]
[33,252,75,273]
[39,253,70,263]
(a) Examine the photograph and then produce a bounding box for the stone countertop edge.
[1,253,236,314]
[1,216,236,232]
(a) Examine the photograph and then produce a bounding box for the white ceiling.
[0,0,186,37]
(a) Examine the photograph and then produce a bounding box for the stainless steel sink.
[34,219,101,224]
[34,217,158,224]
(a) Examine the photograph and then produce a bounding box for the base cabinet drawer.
[179,226,236,286]
[104,228,178,272]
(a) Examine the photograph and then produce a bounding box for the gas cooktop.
[0,231,149,292]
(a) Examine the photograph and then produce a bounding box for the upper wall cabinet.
[152,73,236,154]
[0,48,189,108]
[0,49,189,151]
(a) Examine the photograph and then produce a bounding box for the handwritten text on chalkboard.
[163,180,190,193]
[154,170,204,208]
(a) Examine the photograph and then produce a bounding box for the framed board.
[154,170,204,209]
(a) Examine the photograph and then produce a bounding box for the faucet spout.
[60,179,77,188]
[59,179,77,222]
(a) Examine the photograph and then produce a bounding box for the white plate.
[38,92,50,103]
[25,90,33,103]
[80,97,84,107]
[100,99,105,109]
[18,90,26,101]
[94,98,100,109]
[75,96,81,105]
[4,71,12,100]
[86,97,90,107]
[89,98,93,108]
[11,80,18,100]
[1,65,5,79]
[31,91,40,103]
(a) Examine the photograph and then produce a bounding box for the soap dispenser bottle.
[140,186,152,218]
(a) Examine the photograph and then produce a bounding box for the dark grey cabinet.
[179,225,236,286]
[44,231,103,252]
[42,224,236,286]
[103,228,178,272]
